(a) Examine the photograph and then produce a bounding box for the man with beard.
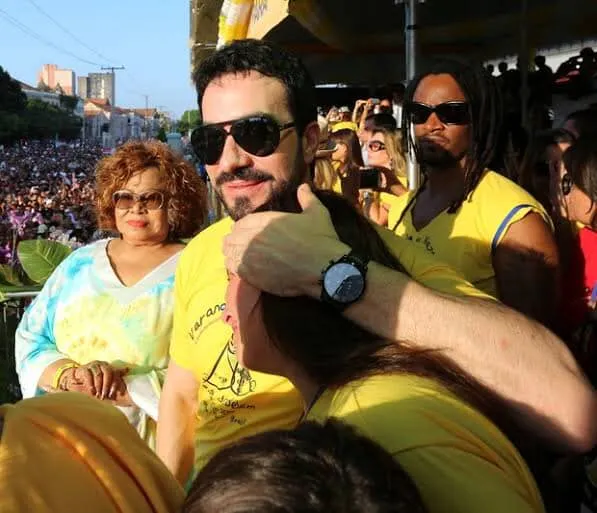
[386,61,559,326]
[157,41,595,485]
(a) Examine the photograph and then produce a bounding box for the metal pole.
[405,0,420,190]
[520,0,529,131]
[405,0,417,81]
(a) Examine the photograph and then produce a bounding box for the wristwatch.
[320,251,368,311]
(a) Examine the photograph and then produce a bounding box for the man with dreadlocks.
[386,60,559,325]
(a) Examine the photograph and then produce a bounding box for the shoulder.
[473,170,546,213]
[374,225,493,299]
[55,239,107,272]
[472,171,551,246]
[321,375,496,450]
[178,218,232,270]
[182,218,233,256]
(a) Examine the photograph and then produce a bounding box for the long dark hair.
[401,60,503,213]
[259,190,512,435]
[563,136,597,211]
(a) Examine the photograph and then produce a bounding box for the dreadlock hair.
[401,59,504,213]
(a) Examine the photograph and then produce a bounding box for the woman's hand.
[60,361,129,400]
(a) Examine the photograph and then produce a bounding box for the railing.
[0,292,38,404]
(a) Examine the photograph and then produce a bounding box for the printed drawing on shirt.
[204,338,256,396]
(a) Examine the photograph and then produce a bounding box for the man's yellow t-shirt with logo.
[307,375,544,513]
[170,215,493,472]
[387,170,551,298]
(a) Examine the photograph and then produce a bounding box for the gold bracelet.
[51,362,79,390]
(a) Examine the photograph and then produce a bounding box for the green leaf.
[0,284,41,303]
[0,264,23,286]
[17,240,72,284]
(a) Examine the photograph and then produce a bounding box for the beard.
[214,151,310,220]
[416,137,461,172]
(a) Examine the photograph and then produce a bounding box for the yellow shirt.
[307,375,544,513]
[171,217,492,471]
[387,170,550,297]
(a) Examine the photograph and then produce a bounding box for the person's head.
[330,128,364,168]
[191,39,319,220]
[0,393,183,513]
[360,113,397,145]
[498,61,508,74]
[184,419,427,513]
[563,109,597,139]
[520,129,576,210]
[338,106,352,121]
[534,55,546,68]
[95,140,207,244]
[403,60,502,211]
[367,128,405,177]
[486,63,495,75]
[558,137,597,227]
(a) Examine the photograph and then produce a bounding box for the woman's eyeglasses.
[112,190,165,210]
[561,173,573,196]
[367,141,386,152]
[191,115,295,165]
[405,101,471,125]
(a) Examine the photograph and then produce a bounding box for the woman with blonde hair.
[363,127,408,226]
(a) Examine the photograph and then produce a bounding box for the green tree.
[59,94,79,112]
[156,126,167,142]
[0,66,26,113]
[178,109,201,134]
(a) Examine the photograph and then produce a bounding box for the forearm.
[157,391,197,484]
[37,358,76,392]
[342,263,596,452]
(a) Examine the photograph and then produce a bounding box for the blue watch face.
[323,262,365,303]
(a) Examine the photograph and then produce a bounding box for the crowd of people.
[3,38,597,513]
[0,142,103,261]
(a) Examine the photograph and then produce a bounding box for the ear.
[301,121,320,166]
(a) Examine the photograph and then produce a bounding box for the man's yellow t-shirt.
[387,170,550,298]
[307,375,544,513]
[170,216,492,471]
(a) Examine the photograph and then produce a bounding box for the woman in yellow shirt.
[222,190,544,513]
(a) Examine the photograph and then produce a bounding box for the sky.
[0,0,198,118]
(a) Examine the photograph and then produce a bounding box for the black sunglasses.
[561,173,573,196]
[191,115,295,165]
[406,101,470,125]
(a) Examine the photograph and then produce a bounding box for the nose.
[222,303,234,327]
[129,198,147,214]
[423,111,444,133]
[217,132,253,175]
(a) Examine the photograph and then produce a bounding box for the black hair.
[565,108,597,138]
[185,419,427,513]
[563,136,597,207]
[193,39,317,135]
[364,113,397,132]
[401,59,503,213]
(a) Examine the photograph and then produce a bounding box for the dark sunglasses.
[367,141,386,152]
[561,173,573,196]
[406,101,471,125]
[191,115,295,165]
[112,190,165,210]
